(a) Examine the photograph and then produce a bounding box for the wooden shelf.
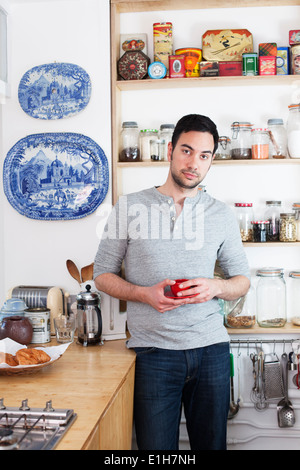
[227,322,300,335]
[243,241,300,246]
[117,75,300,91]
[117,158,300,168]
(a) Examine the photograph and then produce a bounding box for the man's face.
[168,131,215,190]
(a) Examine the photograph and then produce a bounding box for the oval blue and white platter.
[3,133,109,220]
[18,63,91,120]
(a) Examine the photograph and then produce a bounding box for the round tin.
[25,308,51,343]
[175,48,202,77]
[148,61,167,79]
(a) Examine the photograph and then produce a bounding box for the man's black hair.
[172,114,219,155]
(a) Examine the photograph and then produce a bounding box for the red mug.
[170,279,189,296]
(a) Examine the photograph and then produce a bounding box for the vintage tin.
[259,42,277,57]
[290,45,300,74]
[175,48,202,77]
[289,30,300,45]
[169,55,185,78]
[242,53,258,75]
[202,29,253,62]
[277,47,289,75]
[200,61,219,76]
[259,55,276,75]
[117,50,150,80]
[25,307,51,343]
[148,61,167,79]
[153,22,173,74]
[219,61,242,76]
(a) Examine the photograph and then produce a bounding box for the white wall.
[1,0,111,299]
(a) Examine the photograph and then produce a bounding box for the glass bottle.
[256,268,286,328]
[215,136,231,160]
[119,121,140,162]
[159,124,174,161]
[287,104,300,158]
[251,128,269,159]
[224,284,256,328]
[264,200,281,241]
[234,203,254,241]
[140,129,158,161]
[267,118,287,159]
[289,271,300,326]
[292,203,300,241]
[279,213,296,242]
[231,122,253,160]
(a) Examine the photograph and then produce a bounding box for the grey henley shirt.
[94,187,250,350]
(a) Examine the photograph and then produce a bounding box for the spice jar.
[256,268,286,328]
[234,203,254,241]
[150,139,161,161]
[267,119,287,159]
[140,129,158,161]
[279,213,297,242]
[251,220,269,242]
[264,200,281,241]
[251,128,269,159]
[224,285,256,328]
[231,122,253,159]
[287,104,300,158]
[215,136,231,160]
[292,203,300,241]
[159,124,174,161]
[119,121,140,162]
[289,271,300,326]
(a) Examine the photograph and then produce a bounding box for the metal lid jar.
[251,128,269,159]
[159,124,174,161]
[231,122,253,160]
[289,271,300,326]
[287,104,300,158]
[292,203,300,241]
[140,129,158,161]
[119,121,140,162]
[279,213,296,242]
[215,136,231,160]
[251,220,269,242]
[256,268,286,328]
[264,200,281,241]
[267,118,287,159]
[234,203,254,242]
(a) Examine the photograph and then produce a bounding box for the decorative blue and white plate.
[18,63,91,120]
[3,133,109,220]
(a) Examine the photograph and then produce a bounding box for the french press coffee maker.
[76,285,102,346]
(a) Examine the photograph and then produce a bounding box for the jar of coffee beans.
[231,121,253,159]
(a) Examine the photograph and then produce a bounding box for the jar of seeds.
[234,203,254,241]
[279,213,296,242]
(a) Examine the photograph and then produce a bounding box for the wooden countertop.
[0,338,136,450]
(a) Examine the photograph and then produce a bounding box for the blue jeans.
[133,342,230,450]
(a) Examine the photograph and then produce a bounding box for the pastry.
[16,348,50,365]
[0,352,18,366]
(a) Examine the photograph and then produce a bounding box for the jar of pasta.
[234,203,254,242]
[279,213,296,242]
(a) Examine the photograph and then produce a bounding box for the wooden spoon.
[66,259,81,284]
[81,263,94,283]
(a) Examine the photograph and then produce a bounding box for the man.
[94,114,250,450]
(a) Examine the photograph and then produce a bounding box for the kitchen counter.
[0,338,136,450]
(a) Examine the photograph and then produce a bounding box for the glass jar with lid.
[234,203,254,242]
[287,104,300,158]
[279,213,296,242]
[289,271,300,326]
[251,220,269,242]
[224,285,256,328]
[267,118,287,159]
[264,200,281,241]
[251,128,269,159]
[119,121,140,162]
[215,136,231,160]
[231,121,253,159]
[159,124,174,161]
[256,268,286,328]
[140,129,158,161]
[292,203,300,241]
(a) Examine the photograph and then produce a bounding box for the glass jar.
[264,200,281,241]
[279,213,297,242]
[119,121,140,162]
[287,104,300,158]
[234,203,254,241]
[289,271,300,326]
[215,136,231,160]
[292,203,300,241]
[256,268,286,328]
[251,220,269,242]
[159,124,174,161]
[150,139,161,161]
[231,122,253,159]
[251,128,269,159]
[267,118,287,159]
[224,285,256,328]
[140,129,158,161]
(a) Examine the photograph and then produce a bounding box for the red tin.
[169,55,185,78]
[259,56,276,75]
[219,61,242,76]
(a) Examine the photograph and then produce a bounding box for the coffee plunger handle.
[85,284,91,292]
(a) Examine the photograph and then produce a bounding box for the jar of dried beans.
[234,203,254,242]
[279,213,296,242]
[251,128,269,159]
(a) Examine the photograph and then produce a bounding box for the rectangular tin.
[219,61,242,76]
[277,47,289,75]
[289,30,300,45]
[259,55,276,75]
[242,52,258,75]
[199,61,219,77]
[169,55,185,78]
